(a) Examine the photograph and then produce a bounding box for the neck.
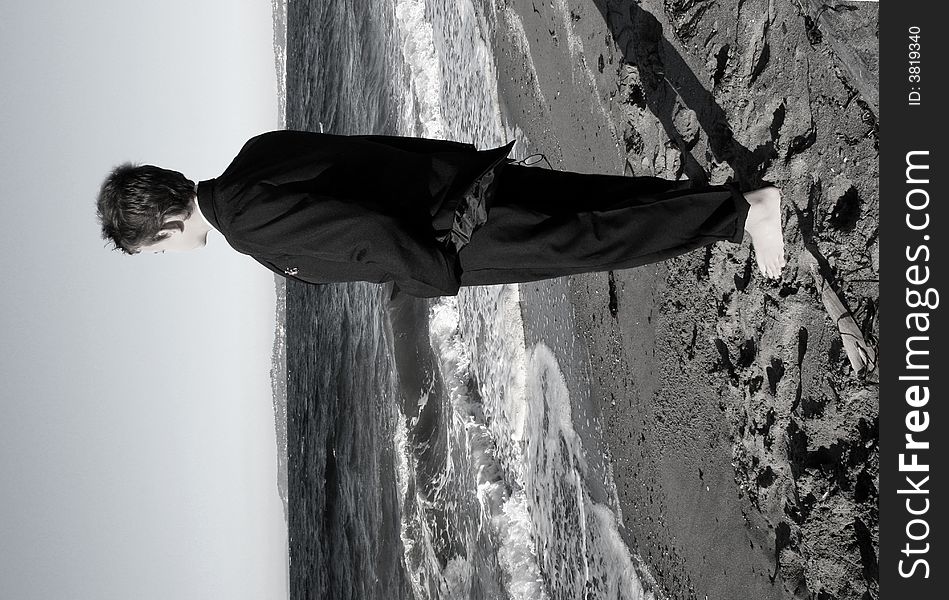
[191,195,215,234]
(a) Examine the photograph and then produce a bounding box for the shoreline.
[491,0,879,598]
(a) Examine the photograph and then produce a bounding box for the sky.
[1,1,288,598]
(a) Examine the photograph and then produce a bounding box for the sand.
[490,1,879,598]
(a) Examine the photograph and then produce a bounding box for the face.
[137,230,204,254]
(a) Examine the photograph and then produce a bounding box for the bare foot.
[743,186,785,278]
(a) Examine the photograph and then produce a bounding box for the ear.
[160,219,185,234]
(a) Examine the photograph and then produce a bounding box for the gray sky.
[1,1,287,598]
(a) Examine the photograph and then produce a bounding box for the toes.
[756,258,768,277]
[763,259,783,280]
[754,249,787,280]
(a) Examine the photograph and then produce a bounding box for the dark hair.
[96,163,196,254]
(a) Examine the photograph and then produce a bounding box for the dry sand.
[491,1,879,598]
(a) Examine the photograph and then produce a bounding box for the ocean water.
[283,1,658,598]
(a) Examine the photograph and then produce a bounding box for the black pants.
[457,164,749,286]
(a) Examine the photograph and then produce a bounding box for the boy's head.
[96,164,199,254]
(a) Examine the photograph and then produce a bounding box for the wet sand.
[491,1,879,598]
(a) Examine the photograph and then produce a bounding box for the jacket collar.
[196,180,221,231]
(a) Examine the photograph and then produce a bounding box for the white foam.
[270,0,289,128]
[452,286,659,599]
[430,290,551,599]
[393,414,413,511]
[393,386,451,600]
[495,492,549,600]
[521,343,656,600]
[439,555,474,600]
[395,0,446,138]
[457,285,531,480]
[425,0,507,145]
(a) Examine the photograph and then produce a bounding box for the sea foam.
[395,0,446,139]
[386,0,659,597]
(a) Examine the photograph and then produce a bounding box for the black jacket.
[196,131,513,297]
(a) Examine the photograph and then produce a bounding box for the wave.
[394,0,446,138]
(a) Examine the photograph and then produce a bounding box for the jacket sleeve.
[228,188,462,298]
[253,255,454,298]
[236,130,479,158]
[352,135,478,154]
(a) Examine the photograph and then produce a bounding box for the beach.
[493,1,879,598]
[282,0,879,598]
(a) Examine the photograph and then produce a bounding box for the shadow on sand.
[589,0,781,190]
